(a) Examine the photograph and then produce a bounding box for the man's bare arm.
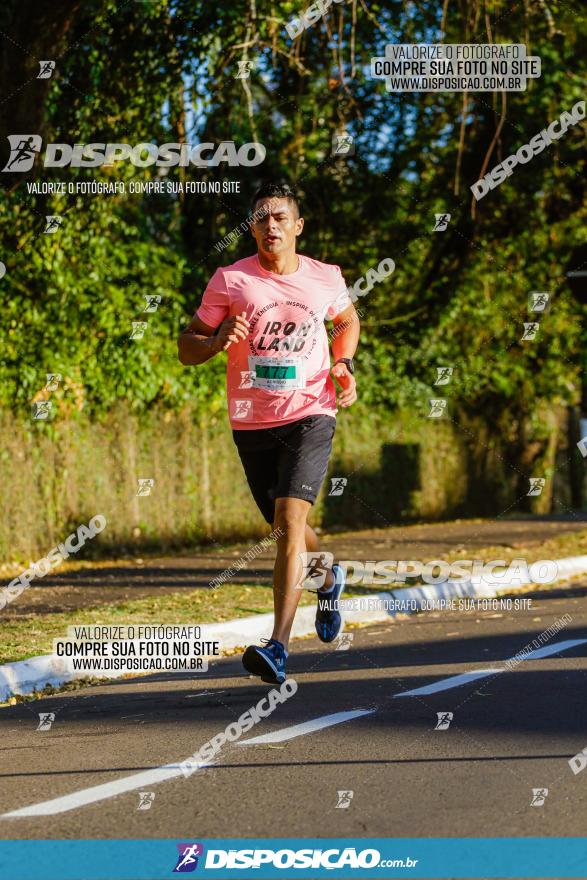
[330,303,360,409]
[178,313,250,365]
[331,303,360,362]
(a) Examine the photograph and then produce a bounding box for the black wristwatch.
[335,357,355,374]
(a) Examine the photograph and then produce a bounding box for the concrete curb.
[2,554,586,702]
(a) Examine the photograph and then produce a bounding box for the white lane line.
[237,709,375,745]
[4,640,585,816]
[393,638,587,699]
[2,762,210,818]
[394,669,503,698]
[2,711,372,818]
[510,638,587,662]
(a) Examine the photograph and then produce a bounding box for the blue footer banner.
[0,838,587,879]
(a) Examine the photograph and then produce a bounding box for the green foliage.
[0,0,584,442]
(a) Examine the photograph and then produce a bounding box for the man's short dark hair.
[251,182,300,218]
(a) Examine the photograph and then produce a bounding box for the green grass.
[3,526,586,668]
[0,584,315,667]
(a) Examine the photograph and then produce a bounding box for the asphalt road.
[4,516,586,616]
[1,582,587,842]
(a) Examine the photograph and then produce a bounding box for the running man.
[178,182,359,684]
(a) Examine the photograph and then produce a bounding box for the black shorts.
[232,415,336,524]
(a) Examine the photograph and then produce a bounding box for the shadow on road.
[1,613,586,774]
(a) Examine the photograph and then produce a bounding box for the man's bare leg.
[305,523,335,591]
[270,498,336,650]
[270,497,310,650]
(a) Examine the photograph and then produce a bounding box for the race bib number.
[248,356,306,391]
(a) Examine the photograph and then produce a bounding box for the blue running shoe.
[315,563,345,643]
[242,637,287,684]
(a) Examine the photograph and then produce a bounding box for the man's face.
[250,197,304,258]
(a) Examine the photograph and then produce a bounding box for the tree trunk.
[0,0,83,184]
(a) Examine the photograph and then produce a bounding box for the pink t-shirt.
[197,254,351,430]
